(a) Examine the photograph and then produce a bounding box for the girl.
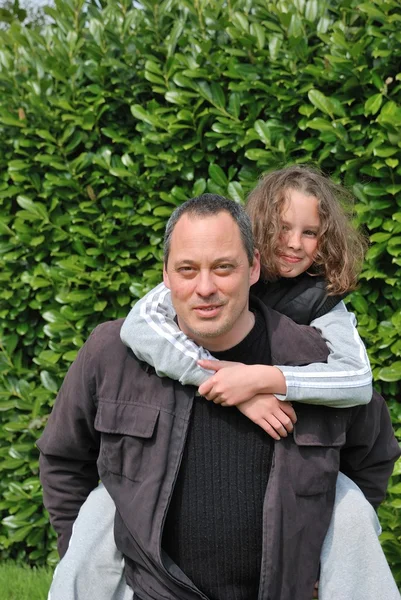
[48,166,400,600]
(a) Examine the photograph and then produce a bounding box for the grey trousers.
[48,473,400,600]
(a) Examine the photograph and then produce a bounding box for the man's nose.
[196,271,218,297]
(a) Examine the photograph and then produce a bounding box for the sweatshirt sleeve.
[276,302,373,407]
[120,283,215,387]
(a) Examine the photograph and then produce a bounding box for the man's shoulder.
[84,318,128,363]
[89,318,125,342]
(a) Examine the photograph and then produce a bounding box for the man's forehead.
[171,211,239,236]
[166,212,249,268]
[170,212,242,248]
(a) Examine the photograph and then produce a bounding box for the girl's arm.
[120,283,215,387]
[121,285,372,408]
[199,302,372,408]
[275,301,372,407]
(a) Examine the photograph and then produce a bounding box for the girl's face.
[276,188,320,278]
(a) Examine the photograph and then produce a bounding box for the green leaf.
[42,310,65,323]
[192,179,206,196]
[288,13,303,38]
[145,60,163,76]
[378,362,401,382]
[232,12,249,33]
[365,94,383,116]
[357,3,386,19]
[254,120,271,146]
[245,148,271,161]
[350,294,369,313]
[365,243,387,260]
[211,83,225,108]
[227,182,244,203]
[153,206,173,217]
[130,105,162,128]
[363,184,386,197]
[40,371,59,393]
[165,91,196,105]
[305,0,318,22]
[208,164,228,187]
[386,185,401,195]
[370,232,391,243]
[269,36,282,60]
[378,101,401,126]
[305,118,336,133]
[109,168,134,178]
[250,23,265,50]
[42,351,62,364]
[63,350,78,362]
[307,89,344,117]
[16,196,49,221]
[388,482,401,494]
[373,146,398,158]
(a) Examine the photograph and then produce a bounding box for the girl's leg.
[48,482,133,600]
[319,472,400,600]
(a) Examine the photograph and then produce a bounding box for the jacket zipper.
[157,392,209,600]
[258,443,275,600]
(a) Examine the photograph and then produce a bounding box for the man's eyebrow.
[173,256,239,267]
[212,256,239,264]
[173,259,197,266]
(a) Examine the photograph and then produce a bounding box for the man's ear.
[163,264,171,289]
[250,249,261,286]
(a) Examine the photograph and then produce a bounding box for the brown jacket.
[38,306,400,600]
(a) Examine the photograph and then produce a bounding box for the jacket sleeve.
[120,283,215,387]
[275,302,373,407]
[339,390,401,508]
[37,334,100,558]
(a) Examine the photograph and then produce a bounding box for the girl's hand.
[198,360,259,405]
[237,394,297,440]
[197,359,286,405]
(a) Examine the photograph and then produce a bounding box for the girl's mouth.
[280,255,302,263]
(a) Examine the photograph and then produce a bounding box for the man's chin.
[186,321,229,343]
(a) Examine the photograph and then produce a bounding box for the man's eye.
[215,264,233,272]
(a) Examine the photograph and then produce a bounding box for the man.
[38,194,400,600]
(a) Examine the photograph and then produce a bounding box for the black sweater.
[162,307,274,600]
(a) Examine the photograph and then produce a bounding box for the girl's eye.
[304,230,317,237]
[281,225,290,232]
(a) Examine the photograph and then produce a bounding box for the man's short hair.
[164,193,255,265]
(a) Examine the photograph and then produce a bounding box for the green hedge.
[0,0,400,580]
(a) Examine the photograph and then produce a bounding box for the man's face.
[163,211,260,352]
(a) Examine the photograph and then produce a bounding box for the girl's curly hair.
[246,165,368,295]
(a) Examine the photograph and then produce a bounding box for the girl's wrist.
[251,365,287,395]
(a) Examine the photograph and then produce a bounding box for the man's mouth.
[193,304,224,318]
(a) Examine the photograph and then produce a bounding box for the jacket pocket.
[290,405,346,496]
[95,401,159,481]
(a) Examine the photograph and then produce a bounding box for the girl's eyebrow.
[281,219,319,230]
